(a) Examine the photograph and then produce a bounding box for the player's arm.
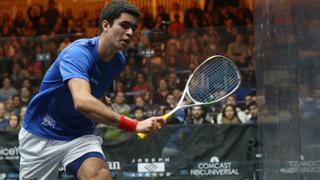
[68,77,164,132]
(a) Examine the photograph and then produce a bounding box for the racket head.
[186,55,241,104]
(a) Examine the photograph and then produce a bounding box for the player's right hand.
[135,116,165,133]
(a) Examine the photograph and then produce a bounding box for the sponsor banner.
[0,125,257,179]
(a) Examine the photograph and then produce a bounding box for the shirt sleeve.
[59,45,92,82]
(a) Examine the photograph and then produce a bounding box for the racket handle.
[136,114,171,140]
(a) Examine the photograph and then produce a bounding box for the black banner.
[0,125,257,180]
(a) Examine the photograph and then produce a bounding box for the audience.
[0,0,256,128]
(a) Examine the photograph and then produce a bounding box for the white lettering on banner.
[108,161,121,170]
[0,146,19,160]
[281,160,320,173]
[190,168,239,176]
[190,156,240,176]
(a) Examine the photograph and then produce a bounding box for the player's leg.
[62,135,110,179]
[77,157,112,180]
[19,128,62,180]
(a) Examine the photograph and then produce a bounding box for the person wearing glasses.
[19,1,164,179]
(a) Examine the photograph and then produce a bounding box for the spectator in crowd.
[153,78,170,105]
[186,106,210,125]
[166,72,181,91]
[220,18,237,50]
[168,13,185,35]
[22,20,36,36]
[0,102,8,130]
[139,6,154,30]
[19,105,28,124]
[10,62,30,87]
[157,5,170,23]
[217,94,248,123]
[10,94,21,115]
[13,10,26,35]
[0,77,18,101]
[111,91,132,116]
[6,113,20,131]
[246,101,258,124]
[27,4,44,34]
[119,65,136,92]
[226,33,249,67]
[132,95,155,117]
[219,104,242,124]
[61,8,74,27]
[184,0,203,28]
[165,94,177,110]
[170,2,184,24]
[44,0,60,30]
[131,72,150,98]
[132,107,145,121]
[114,80,125,93]
[202,29,224,56]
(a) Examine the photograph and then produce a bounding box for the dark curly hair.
[99,0,140,34]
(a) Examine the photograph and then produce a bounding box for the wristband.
[118,115,138,132]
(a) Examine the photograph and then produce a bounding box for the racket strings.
[188,57,240,103]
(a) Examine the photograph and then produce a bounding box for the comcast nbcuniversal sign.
[190,156,240,176]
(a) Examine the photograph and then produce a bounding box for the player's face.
[107,13,138,50]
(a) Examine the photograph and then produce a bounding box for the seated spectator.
[19,105,28,123]
[111,91,131,116]
[132,95,155,117]
[186,106,211,125]
[153,78,171,105]
[0,102,8,130]
[132,107,145,121]
[20,87,32,106]
[246,101,258,124]
[11,62,30,87]
[131,72,150,98]
[44,0,60,30]
[0,77,18,101]
[6,113,20,131]
[164,93,183,124]
[166,72,181,91]
[170,2,184,25]
[13,10,26,35]
[168,13,185,35]
[219,104,242,124]
[202,30,224,56]
[226,33,249,67]
[217,94,248,123]
[11,95,22,115]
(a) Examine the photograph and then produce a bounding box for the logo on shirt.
[42,114,56,129]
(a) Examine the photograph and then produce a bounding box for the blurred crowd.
[0,0,257,131]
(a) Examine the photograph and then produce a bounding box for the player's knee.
[91,167,112,180]
[79,167,112,180]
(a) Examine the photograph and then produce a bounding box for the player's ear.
[101,20,111,33]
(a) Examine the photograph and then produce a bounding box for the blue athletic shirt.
[23,36,126,141]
